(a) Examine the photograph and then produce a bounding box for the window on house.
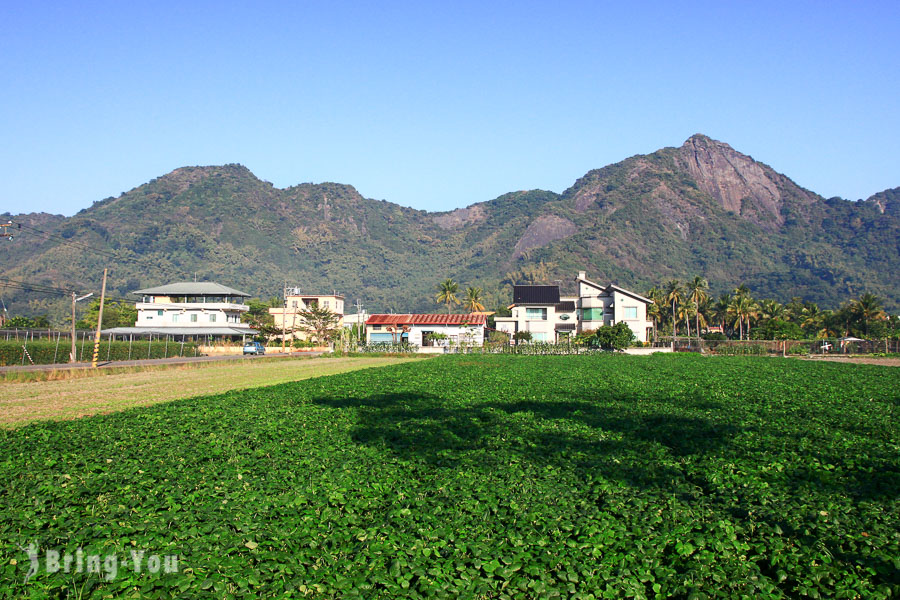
[532,332,548,342]
[291,301,298,308]
[191,314,198,323]
[624,307,638,319]
[172,314,179,323]
[323,300,330,308]
[525,308,547,320]
[209,314,217,323]
[582,308,603,320]
[157,310,163,316]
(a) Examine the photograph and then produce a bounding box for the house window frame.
[525,307,547,321]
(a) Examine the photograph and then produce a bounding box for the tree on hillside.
[464,287,485,313]
[436,279,460,314]
[664,280,683,339]
[686,276,709,340]
[295,302,341,345]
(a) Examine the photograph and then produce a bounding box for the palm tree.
[728,295,758,340]
[713,293,731,332]
[852,293,885,338]
[664,280,683,339]
[800,302,822,338]
[758,299,785,323]
[686,276,709,340]
[463,287,485,313]
[733,283,751,299]
[646,287,664,343]
[435,279,460,314]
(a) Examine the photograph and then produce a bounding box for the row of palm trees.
[436,279,486,314]
[647,278,892,340]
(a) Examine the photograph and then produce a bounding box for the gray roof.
[133,282,251,297]
[101,326,257,336]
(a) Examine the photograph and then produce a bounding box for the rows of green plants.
[0,355,897,598]
[0,339,199,366]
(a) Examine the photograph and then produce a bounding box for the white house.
[576,271,654,342]
[494,271,654,343]
[366,314,486,349]
[493,286,578,343]
[102,281,256,339]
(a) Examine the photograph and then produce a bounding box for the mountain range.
[2,134,898,321]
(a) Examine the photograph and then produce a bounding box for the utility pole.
[91,269,108,368]
[70,291,93,363]
[281,281,287,354]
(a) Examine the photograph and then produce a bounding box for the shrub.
[0,339,200,366]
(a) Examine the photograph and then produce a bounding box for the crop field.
[0,354,897,598]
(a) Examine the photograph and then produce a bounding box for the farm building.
[365,314,486,349]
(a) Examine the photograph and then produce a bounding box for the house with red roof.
[365,313,486,349]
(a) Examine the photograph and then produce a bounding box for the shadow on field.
[313,392,739,490]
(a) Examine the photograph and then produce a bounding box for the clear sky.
[2,1,898,216]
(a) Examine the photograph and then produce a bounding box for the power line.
[11,222,127,262]
[0,277,136,305]
[8,220,202,283]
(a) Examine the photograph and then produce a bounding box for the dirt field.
[0,356,420,428]
[800,356,900,367]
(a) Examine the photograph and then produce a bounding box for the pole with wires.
[71,291,93,363]
[91,269,108,368]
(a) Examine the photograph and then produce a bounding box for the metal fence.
[655,337,900,355]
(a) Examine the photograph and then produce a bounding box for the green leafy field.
[1,355,897,598]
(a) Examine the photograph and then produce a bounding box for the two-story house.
[575,271,654,342]
[494,271,654,343]
[493,286,578,343]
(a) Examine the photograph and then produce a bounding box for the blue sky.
[2,1,898,215]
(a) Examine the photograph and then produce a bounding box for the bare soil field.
[0,356,420,427]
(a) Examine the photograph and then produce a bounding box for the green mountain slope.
[2,136,898,323]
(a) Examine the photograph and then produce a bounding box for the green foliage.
[0,355,897,597]
[751,318,803,340]
[2,315,49,328]
[294,302,341,344]
[589,322,636,350]
[0,339,198,365]
[241,298,278,340]
[75,299,137,329]
[512,330,532,342]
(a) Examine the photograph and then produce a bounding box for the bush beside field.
[0,340,200,366]
[0,354,897,598]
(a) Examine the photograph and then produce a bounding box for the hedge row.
[0,340,200,366]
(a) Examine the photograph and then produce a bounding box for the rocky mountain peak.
[676,134,784,223]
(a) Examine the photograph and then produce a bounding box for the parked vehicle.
[243,341,266,355]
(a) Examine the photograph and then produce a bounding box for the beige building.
[494,271,654,343]
[269,290,344,341]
